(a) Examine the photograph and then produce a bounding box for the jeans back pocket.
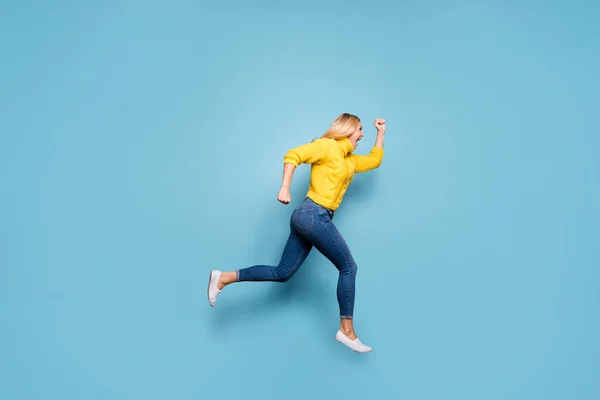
[291,206,315,231]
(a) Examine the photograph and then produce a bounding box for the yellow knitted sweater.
[284,137,384,211]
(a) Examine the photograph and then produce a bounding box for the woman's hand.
[374,118,386,134]
[278,185,291,204]
[373,118,386,149]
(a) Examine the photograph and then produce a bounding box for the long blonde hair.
[321,113,360,139]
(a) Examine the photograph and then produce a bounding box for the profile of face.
[347,122,364,149]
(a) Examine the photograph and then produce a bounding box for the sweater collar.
[336,137,355,155]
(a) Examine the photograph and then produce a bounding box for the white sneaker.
[335,330,372,353]
[207,270,222,307]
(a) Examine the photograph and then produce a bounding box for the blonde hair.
[321,113,360,139]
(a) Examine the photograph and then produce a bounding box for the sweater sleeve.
[349,147,384,173]
[283,140,327,166]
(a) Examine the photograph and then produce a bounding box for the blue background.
[1,1,599,399]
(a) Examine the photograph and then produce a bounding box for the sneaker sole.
[207,271,214,307]
[335,335,372,353]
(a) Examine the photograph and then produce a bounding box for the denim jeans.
[236,197,359,319]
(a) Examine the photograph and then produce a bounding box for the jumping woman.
[207,113,386,353]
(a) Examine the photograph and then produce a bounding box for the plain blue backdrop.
[1,1,599,399]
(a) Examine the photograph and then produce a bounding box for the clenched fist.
[374,118,386,133]
[278,186,291,204]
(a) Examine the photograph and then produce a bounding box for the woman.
[207,113,386,353]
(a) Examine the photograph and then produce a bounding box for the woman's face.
[347,123,364,149]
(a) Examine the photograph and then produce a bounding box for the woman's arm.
[278,163,295,204]
[350,118,386,173]
[278,139,326,205]
[374,118,386,148]
[374,131,385,148]
[283,139,326,166]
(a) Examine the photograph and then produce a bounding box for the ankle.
[217,271,236,290]
[340,327,357,339]
[217,277,229,290]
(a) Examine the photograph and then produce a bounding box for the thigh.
[277,227,313,275]
[305,215,357,271]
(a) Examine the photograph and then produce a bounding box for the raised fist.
[374,118,386,133]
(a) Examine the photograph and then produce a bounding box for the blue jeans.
[237,197,358,319]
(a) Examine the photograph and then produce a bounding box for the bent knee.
[341,262,358,275]
[274,268,294,282]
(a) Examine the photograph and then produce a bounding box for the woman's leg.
[217,227,313,290]
[299,214,360,338]
[303,218,371,352]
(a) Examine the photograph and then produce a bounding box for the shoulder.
[309,137,336,150]
[311,137,332,145]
